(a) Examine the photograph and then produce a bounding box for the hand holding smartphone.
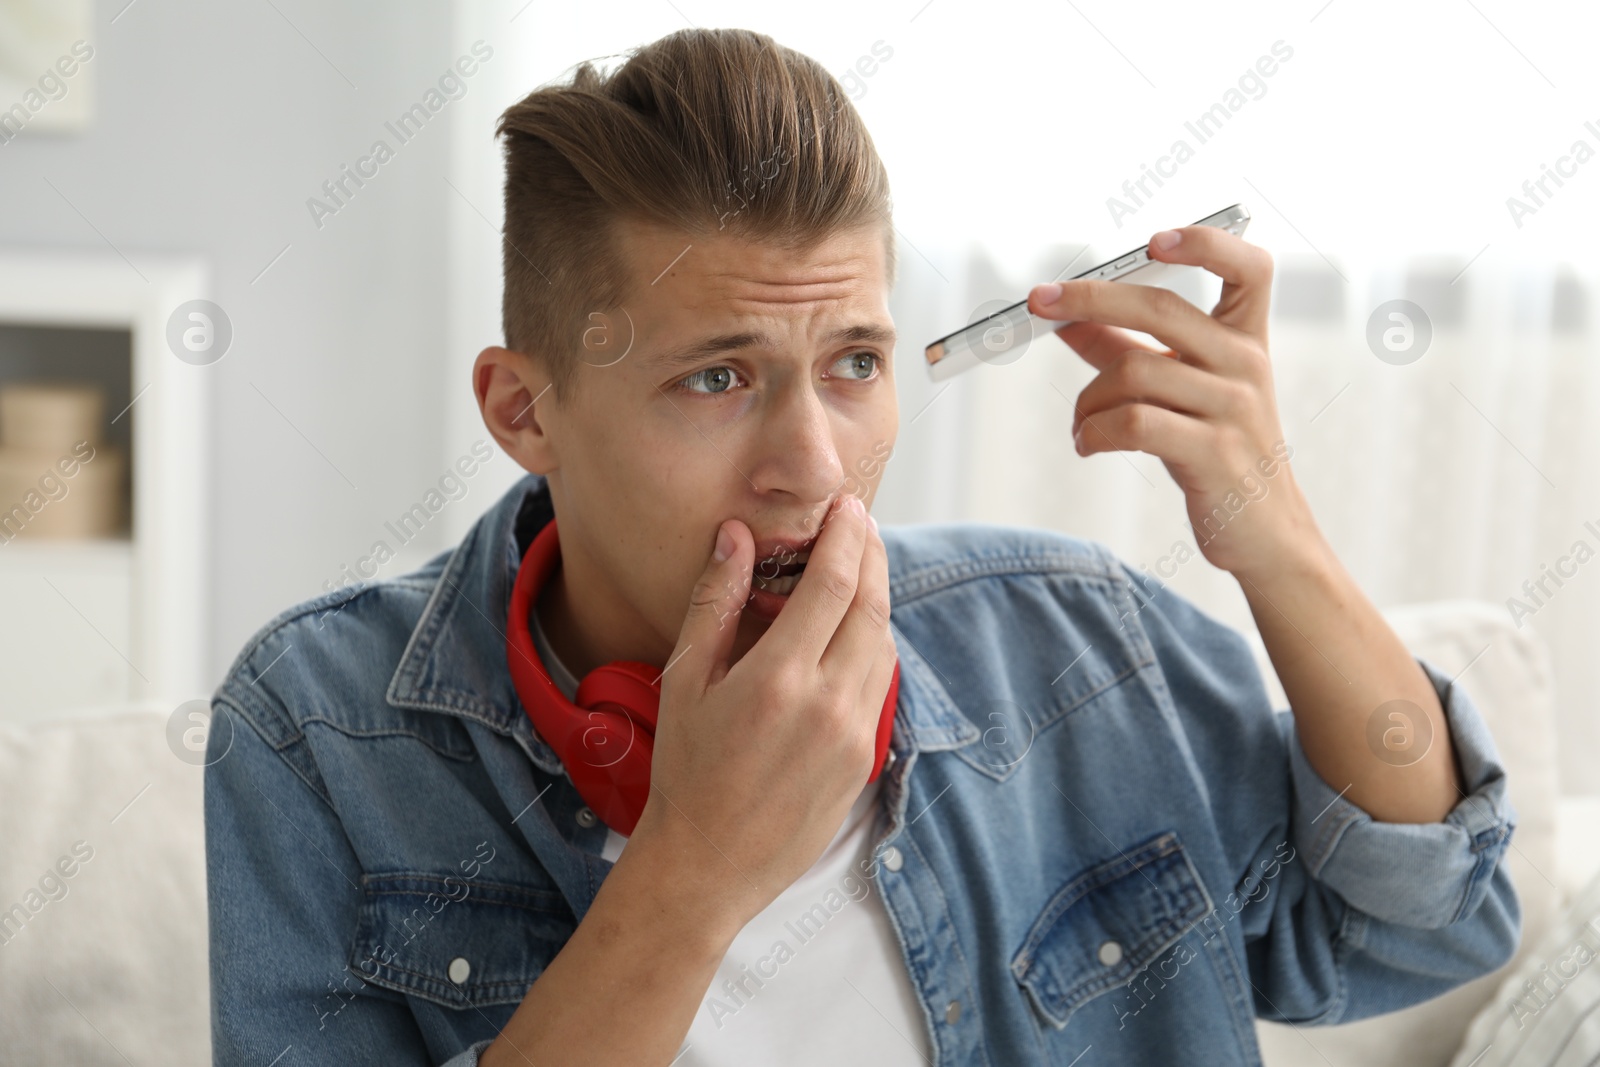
[923,203,1251,381]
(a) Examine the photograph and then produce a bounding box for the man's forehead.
[607,218,893,366]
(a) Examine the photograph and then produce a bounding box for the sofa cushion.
[0,704,209,1064]
[1448,864,1600,1066]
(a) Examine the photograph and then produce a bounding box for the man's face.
[539,217,899,667]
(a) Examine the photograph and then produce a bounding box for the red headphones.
[505,516,901,837]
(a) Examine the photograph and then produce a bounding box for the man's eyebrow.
[645,323,897,370]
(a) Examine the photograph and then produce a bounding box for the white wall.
[0,0,458,683]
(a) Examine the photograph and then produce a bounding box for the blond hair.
[494,28,896,404]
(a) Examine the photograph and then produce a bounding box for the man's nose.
[749,383,846,505]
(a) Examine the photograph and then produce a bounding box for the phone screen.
[923,204,1250,381]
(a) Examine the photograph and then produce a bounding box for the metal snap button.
[448,957,471,984]
[944,998,961,1025]
[575,806,597,828]
[1097,939,1123,967]
[882,845,903,872]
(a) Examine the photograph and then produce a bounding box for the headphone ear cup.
[567,705,645,771]
[575,660,664,735]
[566,662,663,832]
[563,721,655,837]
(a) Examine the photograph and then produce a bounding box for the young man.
[205,27,1519,1067]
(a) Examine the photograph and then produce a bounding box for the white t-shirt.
[530,604,932,1064]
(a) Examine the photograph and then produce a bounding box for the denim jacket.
[205,472,1520,1066]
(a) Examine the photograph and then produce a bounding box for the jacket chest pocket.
[1010,830,1214,1029]
[349,872,577,1008]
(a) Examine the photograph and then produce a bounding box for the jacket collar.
[385,472,979,769]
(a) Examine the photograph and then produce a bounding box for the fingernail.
[1073,427,1085,455]
[848,495,865,516]
[1152,229,1182,251]
[714,523,734,561]
[1032,282,1062,307]
[868,513,879,533]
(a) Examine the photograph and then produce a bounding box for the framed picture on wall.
[0,0,93,140]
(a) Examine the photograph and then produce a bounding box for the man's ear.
[473,345,558,475]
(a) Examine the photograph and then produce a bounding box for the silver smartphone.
[922,203,1251,381]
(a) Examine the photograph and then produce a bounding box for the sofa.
[1243,600,1600,1066]
[1,598,1594,1065]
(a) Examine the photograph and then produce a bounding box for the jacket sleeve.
[205,686,494,1067]
[1112,557,1521,1025]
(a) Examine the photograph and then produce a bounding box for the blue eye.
[671,352,884,396]
[677,366,740,395]
[835,351,883,380]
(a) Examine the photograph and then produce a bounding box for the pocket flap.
[349,872,576,1008]
[1010,831,1214,1028]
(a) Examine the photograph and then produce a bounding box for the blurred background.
[2,1,1598,1064]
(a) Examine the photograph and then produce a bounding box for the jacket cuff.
[439,1037,495,1066]
[1287,654,1517,928]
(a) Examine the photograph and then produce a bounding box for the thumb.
[672,518,753,688]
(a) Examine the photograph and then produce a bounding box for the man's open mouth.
[752,549,810,595]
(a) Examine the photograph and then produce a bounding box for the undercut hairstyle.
[494,27,897,406]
